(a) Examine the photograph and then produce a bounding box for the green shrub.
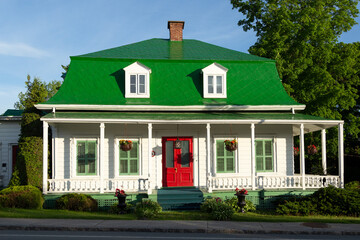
[276,186,360,216]
[201,197,234,221]
[224,197,256,212]
[0,185,44,209]
[345,181,360,191]
[134,199,162,219]
[56,193,98,212]
[109,202,134,214]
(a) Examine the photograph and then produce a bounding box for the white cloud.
[0,41,49,58]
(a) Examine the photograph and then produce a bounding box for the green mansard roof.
[39,38,302,108]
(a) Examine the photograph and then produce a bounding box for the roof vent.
[168,21,185,41]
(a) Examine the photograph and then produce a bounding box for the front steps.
[156,187,204,210]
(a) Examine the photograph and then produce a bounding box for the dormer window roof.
[202,63,228,98]
[124,62,151,98]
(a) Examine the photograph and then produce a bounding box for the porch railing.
[210,175,340,191]
[48,178,149,193]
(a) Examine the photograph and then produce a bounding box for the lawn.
[0,208,359,223]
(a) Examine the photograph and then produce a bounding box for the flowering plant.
[293,147,299,156]
[307,145,318,155]
[224,139,237,146]
[120,140,132,146]
[224,139,237,152]
[115,188,126,197]
[235,187,248,195]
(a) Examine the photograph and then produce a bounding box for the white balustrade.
[48,178,149,193]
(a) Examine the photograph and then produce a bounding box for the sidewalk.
[0,218,359,235]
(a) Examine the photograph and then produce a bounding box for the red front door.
[162,137,193,187]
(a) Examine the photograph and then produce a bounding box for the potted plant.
[224,139,237,152]
[307,144,318,155]
[235,188,248,213]
[115,188,127,214]
[120,140,133,151]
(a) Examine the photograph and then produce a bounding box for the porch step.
[156,188,204,210]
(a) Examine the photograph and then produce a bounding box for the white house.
[0,109,22,187]
[36,21,344,196]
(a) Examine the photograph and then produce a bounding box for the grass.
[0,208,359,223]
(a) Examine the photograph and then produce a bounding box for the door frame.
[161,136,194,187]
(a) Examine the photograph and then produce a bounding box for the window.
[124,62,151,98]
[130,74,146,94]
[216,140,235,173]
[119,140,139,175]
[76,140,97,175]
[202,63,228,98]
[255,139,274,172]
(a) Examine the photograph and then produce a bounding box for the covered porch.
[41,112,344,194]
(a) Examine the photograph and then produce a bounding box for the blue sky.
[0,0,359,114]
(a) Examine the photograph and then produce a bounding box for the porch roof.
[42,112,342,135]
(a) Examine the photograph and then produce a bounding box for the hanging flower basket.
[224,139,237,152]
[293,147,299,156]
[307,145,318,155]
[120,140,133,151]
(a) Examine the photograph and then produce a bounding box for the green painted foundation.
[43,189,316,210]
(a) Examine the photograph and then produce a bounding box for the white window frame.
[213,136,239,177]
[71,137,100,178]
[202,63,228,98]
[114,137,142,178]
[255,135,277,175]
[124,62,151,98]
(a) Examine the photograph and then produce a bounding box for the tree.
[231,0,360,174]
[9,75,62,188]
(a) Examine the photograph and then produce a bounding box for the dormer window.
[202,63,228,98]
[124,62,151,98]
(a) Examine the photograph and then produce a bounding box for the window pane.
[216,76,222,93]
[255,141,263,156]
[265,140,272,155]
[226,157,234,172]
[208,76,214,93]
[216,141,224,157]
[120,148,127,158]
[181,141,190,167]
[88,159,96,173]
[77,160,85,173]
[130,75,136,93]
[130,142,138,158]
[166,141,174,168]
[120,160,128,173]
[77,142,85,159]
[130,160,138,173]
[217,157,224,172]
[87,142,96,159]
[139,75,145,93]
[256,156,263,171]
[265,157,273,171]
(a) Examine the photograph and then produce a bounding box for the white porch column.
[338,123,344,188]
[99,123,105,193]
[148,123,153,194]
[300,124,306,190]
[251,123,256,190]
[206,123,212,193]
[50,125,57,179]
[42,121,49,194]
[321,129,327,175]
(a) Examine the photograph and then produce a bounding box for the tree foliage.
[9,75,62,188]
[231,0,360,174]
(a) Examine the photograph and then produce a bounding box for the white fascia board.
[35,104,306,111]
[40,117,343,126]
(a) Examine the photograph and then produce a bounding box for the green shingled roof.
[1,109,23,116]
[76,39,271,61]
[40,38,302,107]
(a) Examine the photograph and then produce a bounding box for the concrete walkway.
[0,218,359,235]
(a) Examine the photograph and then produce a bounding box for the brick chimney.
[168,21,185,41]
